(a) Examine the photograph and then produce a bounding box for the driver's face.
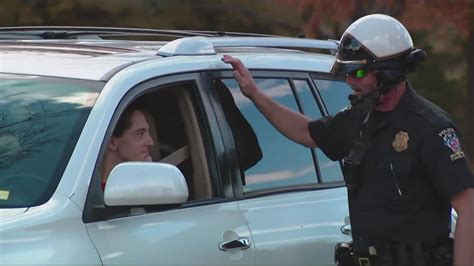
[346,70,378,97]
[113,110,154,162]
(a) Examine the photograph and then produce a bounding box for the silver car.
[0,27,353,265]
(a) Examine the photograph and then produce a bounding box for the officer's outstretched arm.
[222,55,317,148]
[451,187,474,266]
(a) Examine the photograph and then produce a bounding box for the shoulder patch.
[438,128,465,161]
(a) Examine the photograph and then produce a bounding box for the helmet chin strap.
[347,72,402,114]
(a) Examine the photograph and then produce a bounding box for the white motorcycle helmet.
[331,14,425,92]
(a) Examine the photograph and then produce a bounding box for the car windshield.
[0,74,102,208]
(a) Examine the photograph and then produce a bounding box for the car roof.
[0,27,339,81]
[0,40,163,81]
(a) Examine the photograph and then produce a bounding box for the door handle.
[218,237,251,251]
[341,224,352,235]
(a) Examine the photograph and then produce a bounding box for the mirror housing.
[104,162,189,206]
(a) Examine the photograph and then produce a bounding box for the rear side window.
[295,79,347,183]
[219,76,352,193]
[0,74,102,207]
[312,78,353,182]
[221,78,318,193]
[314,79,352,114]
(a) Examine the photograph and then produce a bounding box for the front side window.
[133,85,214,201]
[0,74,102,207]
[97,83,214,204]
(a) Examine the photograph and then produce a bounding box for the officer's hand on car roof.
[222,55,259,99]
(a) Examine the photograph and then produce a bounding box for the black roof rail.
[186,30,277,37]
[0,26,278,40]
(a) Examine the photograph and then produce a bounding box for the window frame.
[211,70,346,200]
[83,72,234,223]
[310,72,351,183]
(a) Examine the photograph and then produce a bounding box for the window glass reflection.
[222,79,317,192]
[314,79,352,114]
[293,80,344,183]
[0,75,101,207]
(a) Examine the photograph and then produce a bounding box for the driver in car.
[100,101,155,190]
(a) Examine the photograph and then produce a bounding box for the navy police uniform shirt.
[308,84,474,242]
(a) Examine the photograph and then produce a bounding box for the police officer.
[223,14,474,266]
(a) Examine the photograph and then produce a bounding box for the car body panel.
[238,188,351,266]
[0,208,28,219]
[85,201,256,265]
[0,194,101,265]
[0,38,334,81]
[0,42,156,80]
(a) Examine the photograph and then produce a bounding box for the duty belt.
[335,237,453,266]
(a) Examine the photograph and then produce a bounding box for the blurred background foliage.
[1,0,472,164]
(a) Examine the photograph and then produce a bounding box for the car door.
[213,71,353,266]
[83,74,256,265]
[86,203,254,265]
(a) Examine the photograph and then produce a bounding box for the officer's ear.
[375,69,406,93]
[406,49,426,72]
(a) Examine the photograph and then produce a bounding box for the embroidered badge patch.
[392,131,409,152]
[438,128,465,161]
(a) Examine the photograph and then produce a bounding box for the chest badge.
[392,131,409,152]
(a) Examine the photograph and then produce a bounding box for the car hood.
[0,208,28,219]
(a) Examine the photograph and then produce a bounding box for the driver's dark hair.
[113,100,146,138]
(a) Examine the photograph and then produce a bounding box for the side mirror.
[104,162,189,206]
